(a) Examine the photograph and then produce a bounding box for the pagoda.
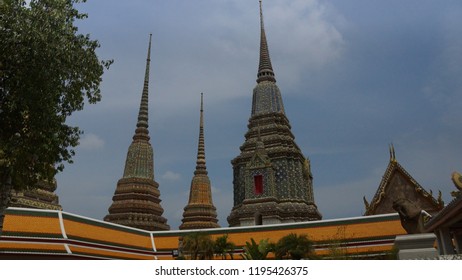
[227,0,322,227]
[104,35,169,231]
[179,93,220,230]
[10,179,62,211]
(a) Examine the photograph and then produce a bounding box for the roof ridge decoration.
[389,143,396,163]
[424,171,462,235]
[257,0,276,83]
[450,171,462,198]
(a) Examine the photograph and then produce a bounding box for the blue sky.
[55,0,462,229]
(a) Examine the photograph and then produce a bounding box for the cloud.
[266,0,346,87]
[78,133,105,150]
[161,170,181,181]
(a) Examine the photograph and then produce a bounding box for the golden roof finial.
[389,143,396,162]
[363,196,370,211]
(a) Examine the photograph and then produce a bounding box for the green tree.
[214,234,235,260]
[181,233,214,260]
[275,233,315,260]
[241,238,275,260]
[0,0,111,234]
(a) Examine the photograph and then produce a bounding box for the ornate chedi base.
[180,174,219,230]
[105,177,169,231]
[228,199,320,227]
[228,113,322,227]
[10,180,62,210]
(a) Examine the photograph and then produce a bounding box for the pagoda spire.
[105,35,169,231]
[251,0,284,116]
[133,34,152,142]
[180,93,219,230]
[257,0,276,83]
[121,33,155,180]
[194,93,207,175]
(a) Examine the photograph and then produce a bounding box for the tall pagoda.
[227,0,322,227]
[104,35,169,231]
[179,93,219,230]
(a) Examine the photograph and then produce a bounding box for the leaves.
[181,233,215,260]
[214,234,235,260]
[241,238,275,260]
[275,233,314,260]
[0,0,111,190]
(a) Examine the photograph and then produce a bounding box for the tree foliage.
[0,0,111,190]
[241,238,275,260]
[0,0,111,232]
[181,233,215,260]
[275,233,315,260]
[214,234,235,260]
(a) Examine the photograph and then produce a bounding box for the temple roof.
[364,146,443,216]
[1,207,405,259]
[424,173,462,232]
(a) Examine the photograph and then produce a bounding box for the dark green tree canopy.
[214,234,235,260]
[181,233,215,260]
[275,233,314,260]
[0,0,111,189]
[241,238,275,260]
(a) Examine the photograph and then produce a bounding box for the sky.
[54,0,462,230]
